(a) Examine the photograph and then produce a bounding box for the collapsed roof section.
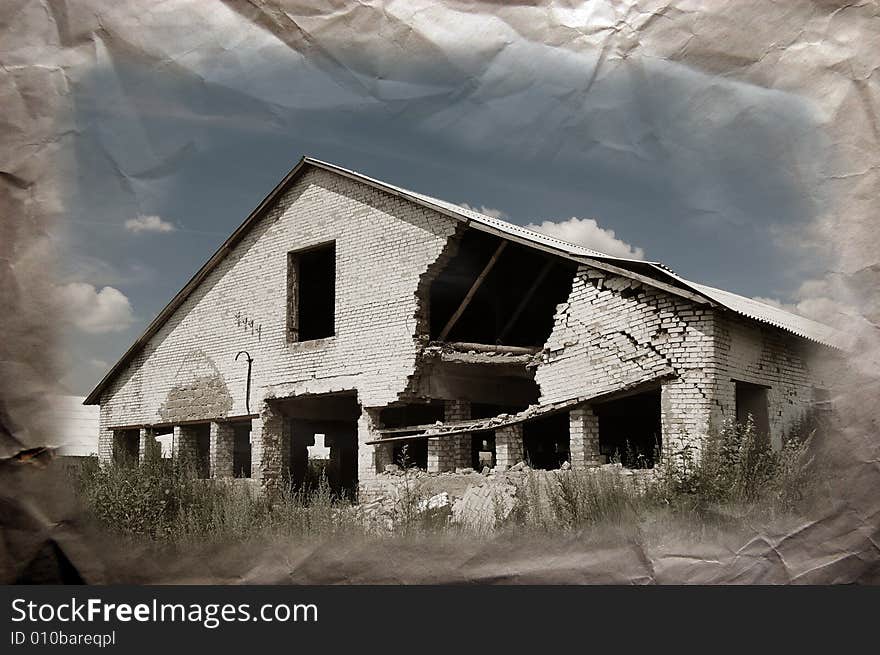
[309,158,847,349]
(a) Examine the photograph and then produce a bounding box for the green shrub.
[655,415,817,514]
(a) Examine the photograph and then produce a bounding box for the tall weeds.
[74,416,820,542]
[74,451,367,544]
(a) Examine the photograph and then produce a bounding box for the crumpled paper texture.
[1,1,878,583]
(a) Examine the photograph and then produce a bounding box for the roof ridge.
[84,155,846,404]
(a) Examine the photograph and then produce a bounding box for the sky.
[56,35,836,395]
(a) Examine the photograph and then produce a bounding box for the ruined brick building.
[84,157,845,499]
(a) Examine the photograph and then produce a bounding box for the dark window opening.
[735,381,770,446]
[379,402,443,471]
[523,412,570,470]
[471,433,496,470]
[288,242,335,342]
[193,424,211,478]
[113,429,139,466]
[428,230,575,347]
[392,438,428,471]
[232,422,252,478]
[595,389,661,468]
[468,402,528,470]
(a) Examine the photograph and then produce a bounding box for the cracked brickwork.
[537,265,829,461]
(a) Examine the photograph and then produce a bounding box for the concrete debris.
[418,492,450,512]
[451,480,517,534]
[356,464,657,533]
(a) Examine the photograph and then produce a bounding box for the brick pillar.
[210,422,235,479]
[138,427,158,461]
[250,418,264,483]
[255,403,285,495]
[569,406,603,469]
[357,408,381,487]
[495,424,524,470]
[445,399,472,470]
[173,425,198,465]
[427,435,456,472]
[97,426,113,464]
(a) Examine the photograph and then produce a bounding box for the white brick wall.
[713,313,830,449]
[98,169,458,478]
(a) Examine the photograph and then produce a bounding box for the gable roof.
[84,156,847,405]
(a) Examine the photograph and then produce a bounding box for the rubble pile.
[355,461,655,533]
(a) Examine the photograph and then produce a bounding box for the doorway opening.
[277,392,359,499]
[735,380,770,446]
[523,412,570,470]
[594,389,661,468]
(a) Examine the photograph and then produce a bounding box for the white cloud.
[89,358,108,369]
[525,217,645,260]
[55,283,135,334]
[459,203,506,219]
[124,214,176,234]
[753,276,857,328]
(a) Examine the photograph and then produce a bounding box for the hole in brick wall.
[192,425,211,478]
[232,422,252,478]
[428,229,576,346]
[735,380,770,446]
[288,241,335,342]
[153,426,173,459]
[523,412,570,470]
[112,429,139,466]
[379,402,444,471]
[471,433,496,470]
[469,402,529,470]
[595,389,661,468]
[393,438,427,471]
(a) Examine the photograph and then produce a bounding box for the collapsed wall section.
[534,266,720,460]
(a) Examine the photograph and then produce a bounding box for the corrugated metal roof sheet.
[308,158,847,350]
[675,280,849,349]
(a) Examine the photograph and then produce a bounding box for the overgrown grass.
[73,451,370,544]
[73,416,824,544]
[511,414,823,533]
